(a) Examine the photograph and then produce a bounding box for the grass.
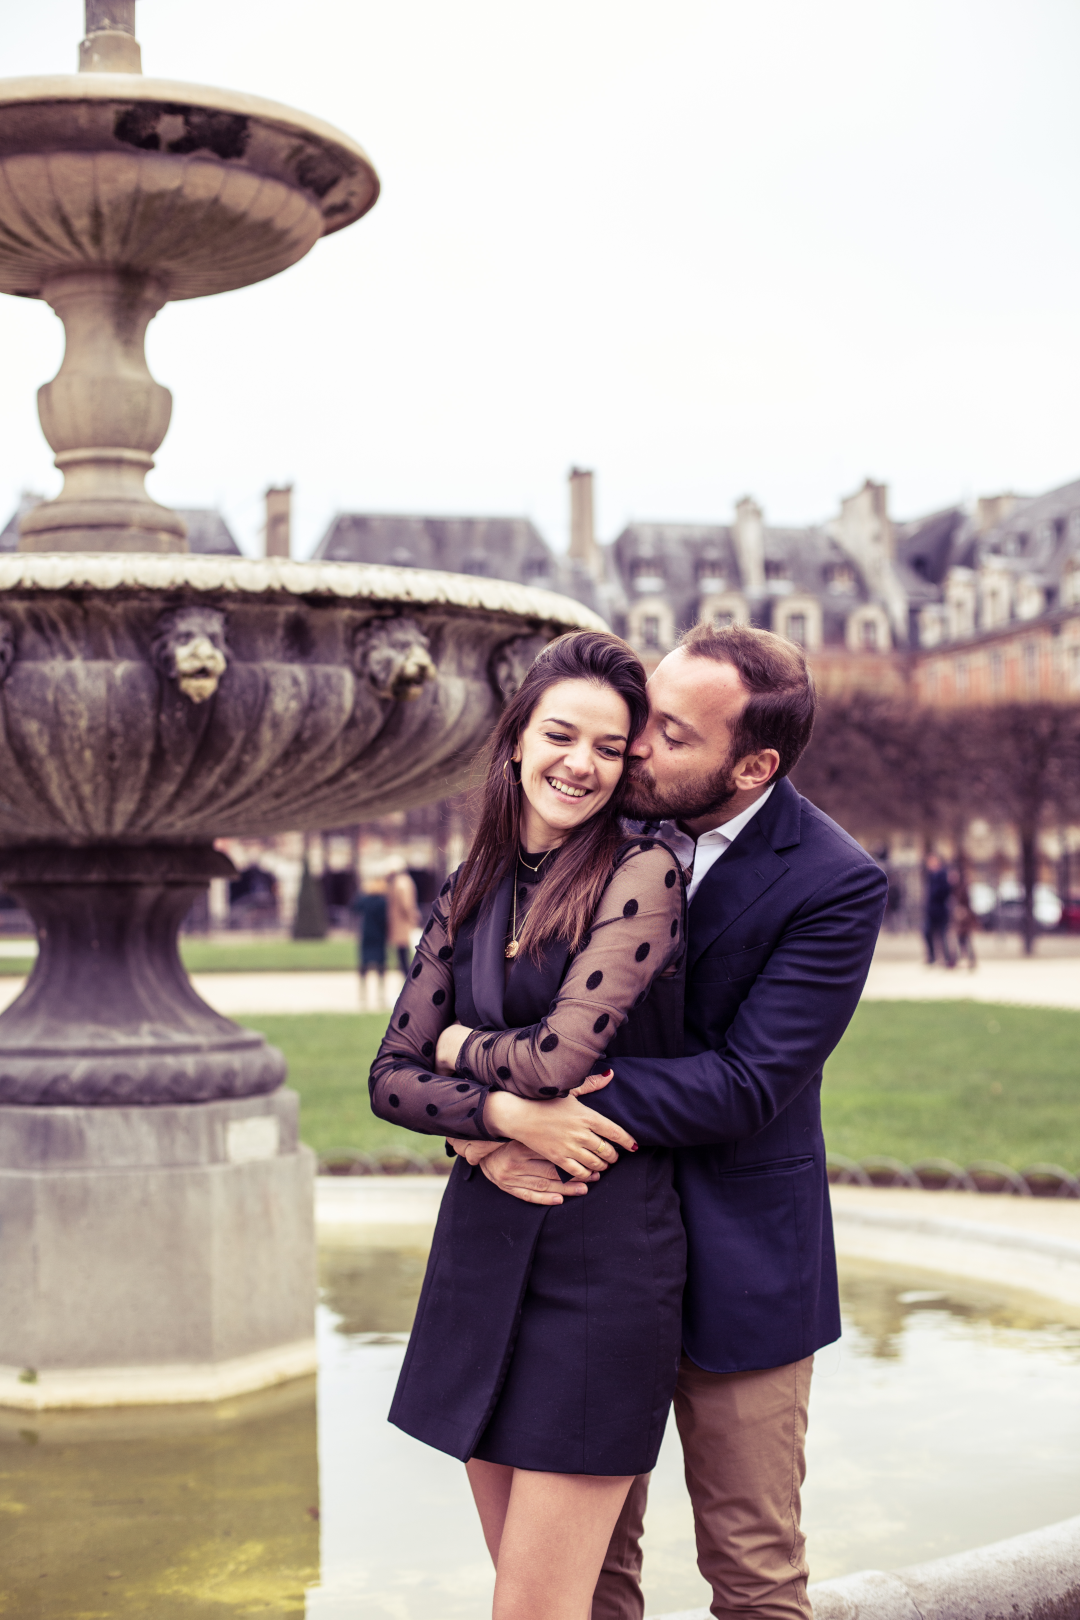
[821,1000,1080,1173]
[249,1012,445,1163]
[0,937,361,976]
[244,1000,1080,1174]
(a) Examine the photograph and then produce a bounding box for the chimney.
[80,1,142,72]
[569,468,600,577]
[732,496,765,594]
[974,493,1019,535]
[265,485,292,559]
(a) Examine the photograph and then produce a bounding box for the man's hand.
[478,1140,599,1205]
[435,1023,472,1076]
[446,1136,502,1166]
[484,1091,636,1179]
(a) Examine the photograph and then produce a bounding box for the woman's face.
[513,678,632,850]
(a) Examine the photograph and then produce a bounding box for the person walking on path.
[950,865,978,970]
[386,866,421,975]
[923,852,955,966]
[351,877,389,1012]
[465,624,888,1620]
[368,631,688,1620]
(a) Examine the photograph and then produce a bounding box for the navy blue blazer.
[589,776,888,1374]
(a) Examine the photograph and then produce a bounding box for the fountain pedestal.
[0,1089,316,1408]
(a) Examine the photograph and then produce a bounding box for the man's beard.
[622,750,739,824]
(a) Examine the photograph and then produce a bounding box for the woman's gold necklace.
[505,850,549,960]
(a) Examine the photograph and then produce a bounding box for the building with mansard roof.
[0,497,242,555]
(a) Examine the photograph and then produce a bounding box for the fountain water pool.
[3,1248,1079,1619]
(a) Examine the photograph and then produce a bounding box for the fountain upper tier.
[0,73,379,300]
[0,51,379,551]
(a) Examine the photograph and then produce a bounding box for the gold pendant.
[505,939,520,960]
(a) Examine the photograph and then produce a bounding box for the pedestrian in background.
[386,866,421,974]
[923,853,955,967]
[950,866,978,970]
[351,875,389,1012]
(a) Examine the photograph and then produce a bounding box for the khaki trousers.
[592,1354,813,1620]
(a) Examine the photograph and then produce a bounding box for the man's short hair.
[679,622,816,779]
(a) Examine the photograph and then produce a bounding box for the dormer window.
[461,553,491,576]
[631,557,665,594]
[860,618,878,651]
[826,563,856,593]
[524,555,551,582]
[764,560,788,581]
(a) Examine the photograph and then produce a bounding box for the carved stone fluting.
[0,618,15,686]
[0,845,286,1105]
[151,605,228,703]
[354,616,437,701]
[18,269,187,553]
[490,634,552,700]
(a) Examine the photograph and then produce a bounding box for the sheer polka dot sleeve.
[457,841,684,1100]
[368,873,496,1140]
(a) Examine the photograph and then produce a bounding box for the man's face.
[622,648,749,822]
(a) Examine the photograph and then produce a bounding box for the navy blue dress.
[369,840,688,1475]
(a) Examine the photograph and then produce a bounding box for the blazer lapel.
[471,866,514,1028]
[686,779,802,970]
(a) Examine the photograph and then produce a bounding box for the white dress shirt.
[646,782,776,906]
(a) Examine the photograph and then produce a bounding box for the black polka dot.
[423,919,434,934]
[635,941,650,962]
[438,944,453,960]
[426,1103,439,1116]
[639,838,655,852]
[665,867,677,888]
[593,1013,609,1033]
[496,1065,512,1080]
[432,989,446,1006]
[634,989,648,1006]
[466,1107,476,1118]
[586,970,603,990]
[540,1033,559,1053]
[581,931,592,949]
[440,881,451,897]
[456,1083,470,1093]
[388,1093,400,1107]
[411,961,422,978]
[417,1073,431,1083]
[539,1086,559,1097]
[671,919,679,937]
[422,1040,434,1056]
[623,898,639,917]
[482,1037,494,1051]
[515,1029,530,1042]
[397,1012,410,1030]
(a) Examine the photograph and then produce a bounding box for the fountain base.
[0,1089,316,1406]
[0,845,286,1105]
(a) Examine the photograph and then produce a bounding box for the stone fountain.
[0,2,602,1407]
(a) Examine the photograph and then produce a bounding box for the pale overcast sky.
[2,1,1080,557]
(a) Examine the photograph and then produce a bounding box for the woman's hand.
[484,1091,637,1180]
[570,1069,614,1099]
[435,1023,472,1076]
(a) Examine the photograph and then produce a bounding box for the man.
[464,624,887,1619]
[923,853,955,967]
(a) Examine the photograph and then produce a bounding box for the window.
[631,558,665,593]
[826,563,856,593]
[712,611,733,629]
[765,560,788,581]
[990,650,1004,692]
[785,613,807,646]
[860,618,878,651]
[524,555,551,581]
[955,658,969,697]
[1024,642,1038,688]
[642,615,660,650]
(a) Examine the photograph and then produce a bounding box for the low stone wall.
[650,1515,1080,1619]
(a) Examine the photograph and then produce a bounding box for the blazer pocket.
[695,941,773,983]
[717,1155,814,1179]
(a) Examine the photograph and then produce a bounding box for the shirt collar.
[695,782,775,846]
[626,780,776,858]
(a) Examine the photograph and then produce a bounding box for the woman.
[369,630,687,1620]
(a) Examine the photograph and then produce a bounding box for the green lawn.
[247,1000,1080,1175]
[0,937,361,976]
[821,1000,1080,1173]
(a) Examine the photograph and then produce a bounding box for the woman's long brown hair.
[448,630,649,960]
